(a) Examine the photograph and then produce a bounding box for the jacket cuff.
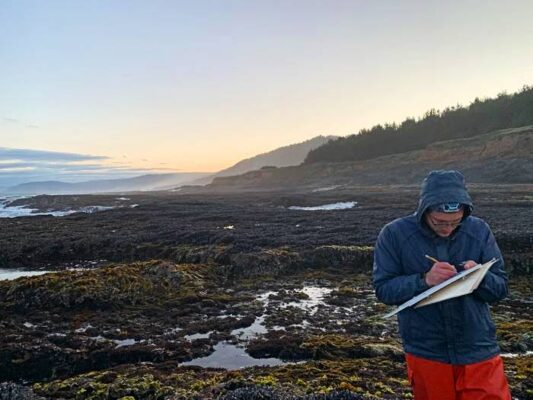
[417,273,430,292]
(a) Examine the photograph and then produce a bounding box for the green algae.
[0,261,230,312]
[301,334,403,361]
[32,359,409,399]
[497,320,533,352]
[4,251,530,399]
[31,351,532,399]
[501,355,533,399]
[241,359,409,398]
[34,370,175,400]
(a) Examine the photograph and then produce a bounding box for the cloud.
[0,162,31,169]
[3,118,19,123]
[0,148,108,162]
[0,147,178,188]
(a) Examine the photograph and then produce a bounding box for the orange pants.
[405,353,511,400]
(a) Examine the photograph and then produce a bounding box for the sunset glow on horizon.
[2,0,533,182]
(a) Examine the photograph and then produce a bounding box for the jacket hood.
[416,170,473,223]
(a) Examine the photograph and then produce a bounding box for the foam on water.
[1,196,120,218]
[0,201,117,218]
[311,185,341,192]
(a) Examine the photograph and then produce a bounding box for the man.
[373,170,511,400]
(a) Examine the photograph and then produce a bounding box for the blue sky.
[1,0,533,186]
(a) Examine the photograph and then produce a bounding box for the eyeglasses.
[428,214,462,228]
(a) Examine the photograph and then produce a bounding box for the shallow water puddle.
[501,351,533,358]
[114,338,138,348]
[181,342,285,369]
[233,286,332,338]
[185,332,213,341]
[0,267,94,281]
[164,326,182,336]
[0,269,51,281]
[281,286,333,315]
[182,286,335,369]
[232,316,268,340]
[87,335,142,348]
[288,201,357,211]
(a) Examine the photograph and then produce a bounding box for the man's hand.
[425,262,457,286]
[462,260,477,270]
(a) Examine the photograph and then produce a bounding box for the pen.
[426,254,466,269]
[425,254,439,264]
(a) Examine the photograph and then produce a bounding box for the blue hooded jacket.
[373,170,508,365]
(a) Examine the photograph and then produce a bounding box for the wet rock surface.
[218,387,373,400]
[0,185,531,399]
[1,185,531,273]
[0,382,45,400]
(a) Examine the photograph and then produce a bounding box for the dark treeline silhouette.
[305,85,533,164]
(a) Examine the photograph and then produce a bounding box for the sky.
[1,0,533,186]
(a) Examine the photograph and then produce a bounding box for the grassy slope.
[207,126,533,189]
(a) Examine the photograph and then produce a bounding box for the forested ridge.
[305,85,533,164]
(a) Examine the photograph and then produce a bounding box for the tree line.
[304,85,533,164]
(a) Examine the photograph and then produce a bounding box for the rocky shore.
[0,185,531,399]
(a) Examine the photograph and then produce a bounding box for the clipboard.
[382,258,498,318]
